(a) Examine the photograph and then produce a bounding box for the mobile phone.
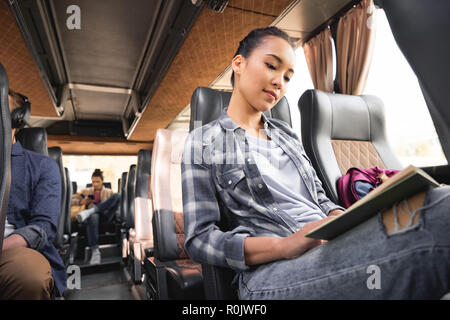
[88,194,94,200]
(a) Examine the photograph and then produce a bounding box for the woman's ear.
[231,55,244,77]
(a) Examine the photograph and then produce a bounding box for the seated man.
[0,89,66,299]
[73,169,120,265]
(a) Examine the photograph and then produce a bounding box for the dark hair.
[92,169,104,180]
[230,26,296,87]
[8,89,26,108]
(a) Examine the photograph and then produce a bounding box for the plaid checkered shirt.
[181,110,344,271]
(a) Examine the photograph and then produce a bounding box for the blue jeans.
[85,193,120,247]
[239,186,450,299]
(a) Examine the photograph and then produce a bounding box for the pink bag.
[337,167,400,208]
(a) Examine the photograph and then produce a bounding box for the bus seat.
[298,89,404,205]
[128,149,154,284]
[119,171,128,259]
[126,164,137,230]
[144,128,204,300]
[0,62,12,259]
[15,127,48,156]
[189,86,292,131]
[119,172,128,225]
[48,146,71,266]
[188,86,292,299]
[85,182,112,189]
[65,167,78,265]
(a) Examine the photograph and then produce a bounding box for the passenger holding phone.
[72,169,120,264]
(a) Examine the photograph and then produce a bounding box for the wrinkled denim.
[239,186,450,299]
[86,193,120,246]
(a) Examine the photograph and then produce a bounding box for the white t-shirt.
[246,133,327,228]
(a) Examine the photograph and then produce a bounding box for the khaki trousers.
[0,247,54,299]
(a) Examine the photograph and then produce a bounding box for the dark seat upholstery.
[188,86,293,299]
[119,172,128,225]
[143,129,204,300]
[0,63,12,258]
[126,164,136,230]
[128,150,154,284]
[47,147,67,250]
[64,167,77,264]
[298,89,403,204]
[15,128,48,156]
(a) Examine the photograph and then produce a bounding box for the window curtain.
[336,0,377,95]
[303,27,334,93]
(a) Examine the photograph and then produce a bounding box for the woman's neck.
[227,91,270,140]
[227,91,263,131]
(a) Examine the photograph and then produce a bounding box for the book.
[305,165,440,240]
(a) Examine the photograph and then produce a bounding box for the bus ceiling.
[2,0,449,158]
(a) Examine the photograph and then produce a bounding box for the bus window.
[364,9,447,167]
[284,45,315,139]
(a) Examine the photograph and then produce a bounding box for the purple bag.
[337,167,400,208]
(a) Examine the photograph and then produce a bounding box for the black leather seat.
[128,150,153,284]
[0,63,12,258]
[125,164,137,230]
[298,89,403,205]
[64,167,78,264]
[119,171,128,259]
[188,86,293,299]
[47,147,67,251]
[15,127,48,156]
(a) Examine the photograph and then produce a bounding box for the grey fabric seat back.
[48,146,67,249]
[0,63,12,259]
[189,86,292,131]
[298,89,403,204]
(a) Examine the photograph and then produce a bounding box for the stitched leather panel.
[331,140,386,174]
[174,211,188,259]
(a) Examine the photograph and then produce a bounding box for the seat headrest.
[189,86,292,132]
[136,149,152,198]
[15,127,48,156]
[48,146,63,167]
[298,89,386,141]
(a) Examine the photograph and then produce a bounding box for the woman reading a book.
[181,26,450,299]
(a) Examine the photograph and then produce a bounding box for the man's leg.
[95,193,120,223]
[77,193,120,224]
[0,247,54,299]
[85,213,101,264]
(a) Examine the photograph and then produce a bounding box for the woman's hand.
[280,216,338,260]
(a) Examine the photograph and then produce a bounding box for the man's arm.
[18,157,61,246]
